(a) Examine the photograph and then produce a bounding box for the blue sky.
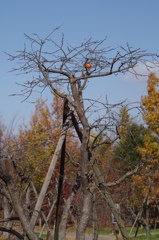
[1,1,159,128]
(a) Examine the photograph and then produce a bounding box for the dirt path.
[66,232,115,240]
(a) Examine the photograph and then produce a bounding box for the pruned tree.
[4,26,159,240]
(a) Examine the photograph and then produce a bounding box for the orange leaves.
[15,95,80,189]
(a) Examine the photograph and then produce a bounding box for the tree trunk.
[20,185,31,236]
[76,128,93,240]
[59,170,81,240]
[7,181,38,240]
[76,192,93,240]
[3,196,11,237]
[25,185,31,220]
[4,196,10,219]
[92,193,98,240]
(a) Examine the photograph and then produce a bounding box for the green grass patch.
[125,227,159,234]
[67,227,112,235]
[98,228,112,235]
[36,232,47,239]
[66,226,76,232]
[134,234,159,239]
[65,226,159,239]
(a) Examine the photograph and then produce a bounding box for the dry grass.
[0,235,6,239]
[66,237,75,240]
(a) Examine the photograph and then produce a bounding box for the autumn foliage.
[0,95,80,224]
[141,73,159,135]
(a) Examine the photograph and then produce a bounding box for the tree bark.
[25,184,31,220]
[146,203,150,236]
[92,193,99,240]
[76,128,93,240]
[76,192,93,240]
[3,196,11,237]
[8,185,38,240]
[58,170,81,240]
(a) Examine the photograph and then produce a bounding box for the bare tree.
[5,26,159,240]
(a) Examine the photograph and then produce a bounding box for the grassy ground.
[113,227,159,239]
[134,234,159,239]
[66,226,159,239]
[128,228,159,239]
[1,227,159,239]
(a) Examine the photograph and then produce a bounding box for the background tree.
[141,72,159,135]
[138,72,159,235]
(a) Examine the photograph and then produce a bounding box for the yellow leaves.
[138,132,159,168]
[141,72,159,135]
[139,72,159,171]
[12,94,80,190]
[12,97,63,188]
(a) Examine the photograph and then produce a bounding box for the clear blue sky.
[1,1,159,128]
